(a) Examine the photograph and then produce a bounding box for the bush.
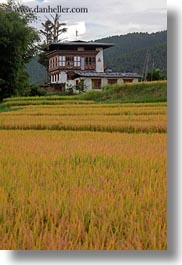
[24,85,48,97]
[79,90,103,101]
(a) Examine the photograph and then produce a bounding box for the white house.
[47,41,141,91]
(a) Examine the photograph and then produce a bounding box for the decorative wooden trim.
[48,50,98,58]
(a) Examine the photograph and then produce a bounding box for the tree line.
[0,0,67,100]
[0,0,39,99]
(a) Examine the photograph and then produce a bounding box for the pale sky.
[0,0,167,41]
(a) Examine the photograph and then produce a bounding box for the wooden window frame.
[92,79,102,90]
[59,56,66,67]
[74,56,81,67]
[65,56,74,66]
[107,79,118,84]
[123,78,133,83]
[85,56,96,66]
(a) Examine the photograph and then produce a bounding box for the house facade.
[47,41,141,91]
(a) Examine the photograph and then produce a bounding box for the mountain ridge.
[95,31,167,75]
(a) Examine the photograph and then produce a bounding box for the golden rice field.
[0,103,166,133]
[0,101,167,250]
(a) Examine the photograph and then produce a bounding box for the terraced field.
[0,99,167,250]
[0,102,166,133]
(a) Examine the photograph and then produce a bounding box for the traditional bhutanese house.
[47,41,142,91]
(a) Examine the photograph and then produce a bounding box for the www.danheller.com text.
[14,5,89,14]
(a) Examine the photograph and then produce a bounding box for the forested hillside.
[26,57,48,84]
[96,31,167,76]
[26,31,167,84]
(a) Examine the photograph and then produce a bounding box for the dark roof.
[48,41,114,51]
[74,71,142,79]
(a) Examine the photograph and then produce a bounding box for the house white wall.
[83,78,105,90]
[84,78,106,90]
[51,75,140,90]
[51,74,59,84]
[66,80,78,93]
[84,78,92,90]
[101,78,108,86]
[96,48,104,72]
[67,80,75,87]
[133,78,139,83]
[117,78,124,84]
[59,72,67,83]
[68,78,94,91]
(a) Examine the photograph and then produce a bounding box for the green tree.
[0,0,39,99]
[147,69,161,81]
[38,14,67,82]
[40,14,67,45]
[76,80,87,94]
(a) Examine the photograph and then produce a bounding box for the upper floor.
[47,41,113,73]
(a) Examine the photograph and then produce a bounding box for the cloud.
[0,0,167,40]
[66,21,86,41]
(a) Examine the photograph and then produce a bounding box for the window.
[66,56,74,66]
[76,80,79,88]
[74,56,81,67]
[49,59,52,69]
[53,57,57,68]
[50,58,56,69]
[67,71,75,80]
[85,57,96,70]
[92,57,96,63]
[59,56,81,67]
[123,79,133,83]
[85,57,96,65]
[108,79,118,84]
[59,56,66,67]
[92,79,101,89]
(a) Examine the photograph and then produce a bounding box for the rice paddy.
[0,99,167,250]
